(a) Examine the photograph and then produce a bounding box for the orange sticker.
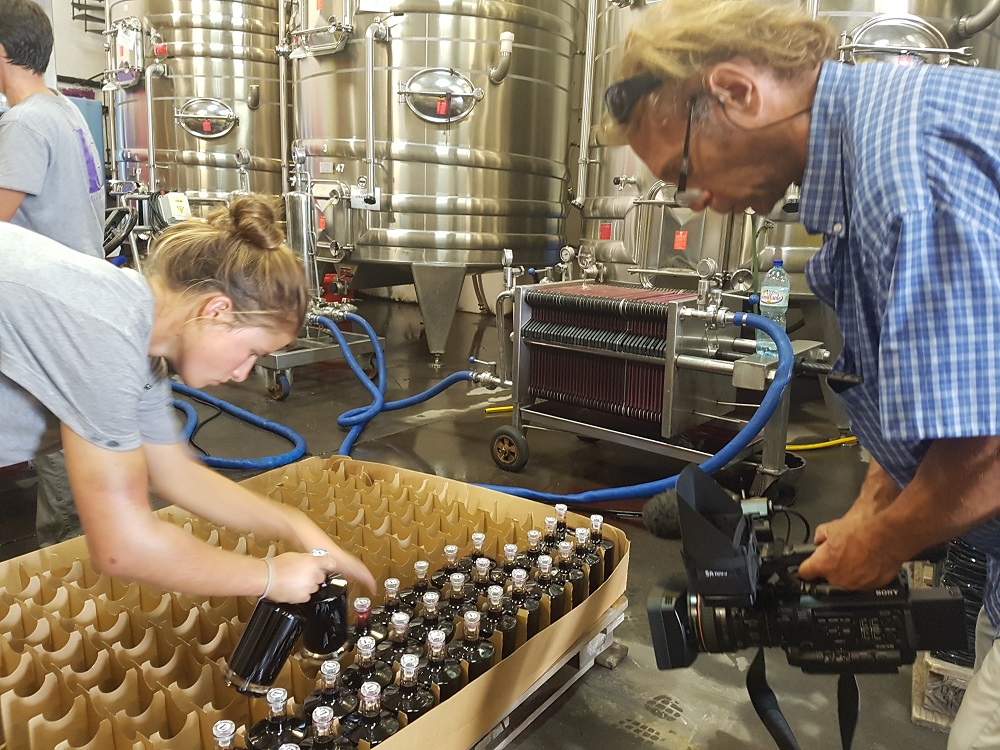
[673,230,688,251]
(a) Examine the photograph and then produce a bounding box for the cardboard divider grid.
[0,457,628,750]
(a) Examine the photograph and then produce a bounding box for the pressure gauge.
[559,245,576,263]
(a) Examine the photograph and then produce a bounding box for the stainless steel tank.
[106,0,285,212]
[289,0,585,357]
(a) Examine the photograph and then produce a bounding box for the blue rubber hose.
[477,311,794,502]
[171,381,307,470]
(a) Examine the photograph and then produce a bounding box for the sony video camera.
[647,465,967,674]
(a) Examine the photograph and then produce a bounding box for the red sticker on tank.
[599,223,612,240]
[673,230,688,251]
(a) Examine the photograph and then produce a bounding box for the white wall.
[50,1,107,82]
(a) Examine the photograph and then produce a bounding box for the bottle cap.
[312,705,335,726]
[555,503,568,518]
[266,687,287,710]
[399,653,420,678]
[422,590,440,608]
[384,578,400,595]
[558,541,573,559]
[511,568,528,586]
[773,259,783,267]
[575,527,590,546]
[449,572,466,590]
[487,585,504,606]
[544,516,557,532]
[212,720,236,742]
[527,529,542,545]
[414,560,429,577]
[278,745,300,750]
[320,660,341,679]
[360,681,381,699]
[538,555,553,573]
[391,611,410,630]
[310,548,329,557]
[471,532,486,548]
[444,545,459,562]
[463,610,481,626]
[357,635,376,654]
[354,597,371,613]
[504,544,518,561]
[427,629,447,647]
[475,558,491,576]
[590,514,603,529]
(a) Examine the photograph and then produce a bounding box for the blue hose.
[477,311,794,502]
[171,381,307,470]
[313,315,475,456]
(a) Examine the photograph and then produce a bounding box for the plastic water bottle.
[756,259,790,357]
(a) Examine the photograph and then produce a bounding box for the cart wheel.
[491,426,529,472]
[266,372,291,401]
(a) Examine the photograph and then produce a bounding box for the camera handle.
[746,647,860,750]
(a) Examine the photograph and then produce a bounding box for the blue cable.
[171,381,307,470]
[477,311,794,502]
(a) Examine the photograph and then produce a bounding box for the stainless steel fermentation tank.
[576,0,1000,293]
[106,0,285,211]
[289,0,585,358]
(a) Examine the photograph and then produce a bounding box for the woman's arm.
[143,440,376,592]
[61,425,349,601]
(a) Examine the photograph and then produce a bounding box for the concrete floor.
[0,297,953,749]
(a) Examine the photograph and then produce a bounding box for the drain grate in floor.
[645,694,684,721]
[618,717,663,744]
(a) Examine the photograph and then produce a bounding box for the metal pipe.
[629,180,667,274]
[279,0,291,191]
[364,20,388,205]
[144,62,166,192]
[489,31,515,84]
[955,0,1000,39]
[571,0,599,209]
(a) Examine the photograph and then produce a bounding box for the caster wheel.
[491,426,529,472]
[642,490,681,539]
[266,372,291,401]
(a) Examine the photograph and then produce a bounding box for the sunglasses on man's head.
[604,72,663,124]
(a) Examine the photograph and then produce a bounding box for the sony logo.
[874,589,894,596]
[704,570,727,578]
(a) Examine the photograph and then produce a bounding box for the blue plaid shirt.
[801,61,1000,627]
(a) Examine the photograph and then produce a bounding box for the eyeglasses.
[604,73,662,124]
[677,96,696,195]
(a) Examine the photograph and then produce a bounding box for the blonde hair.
[608,0,837,136]
[145,195,309,333]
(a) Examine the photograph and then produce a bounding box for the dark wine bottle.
[340,682,401,748]
[300,706,352,749]
[212,719,237,749]
[300,573,350,664]
[470,557,495,596]
[441,572,478,623]
[246,687,307,750]
[430,545,461,590]
[542,516,560,554]
[554,503,575,539]
[375,611,426,667]
[555,540,587,606]
[447,611,496,681]
[382,653,436,723]
[341,636,394,691]
[371,578,414,631]
[348,596,385,645]
[408,590,455,645]
[590,514,617,580]
[532,556,567,622]
[418,629,464,701]
[490,544,521,585]
[458,532,495,574]
[516,530,544,571]
[480,585,518,658]
[573,527,604,596]
[505,568,541,636]
[302,660,358,726]
[399,560,432,609]
[223,597,306,696]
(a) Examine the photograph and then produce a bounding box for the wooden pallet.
[911,651,973,732]
[473,595,629,750]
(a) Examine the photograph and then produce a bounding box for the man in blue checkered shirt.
[608,0,1000,745]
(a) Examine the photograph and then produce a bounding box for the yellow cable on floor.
[485,405,514,414]
[786,436,857,451]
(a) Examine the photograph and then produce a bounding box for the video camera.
[647,465,967,675]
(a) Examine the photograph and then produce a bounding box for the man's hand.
[797,513,902,589]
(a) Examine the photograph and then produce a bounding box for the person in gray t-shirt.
[0,0,108,548]
[0,196,376,599]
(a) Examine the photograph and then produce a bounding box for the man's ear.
[704,60,763,122]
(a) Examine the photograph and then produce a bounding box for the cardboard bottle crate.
[0,457,629,750]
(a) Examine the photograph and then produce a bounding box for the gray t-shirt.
[0,223,180,466]
[0,91,105,258]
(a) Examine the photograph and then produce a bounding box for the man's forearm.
[851,458,902,515]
